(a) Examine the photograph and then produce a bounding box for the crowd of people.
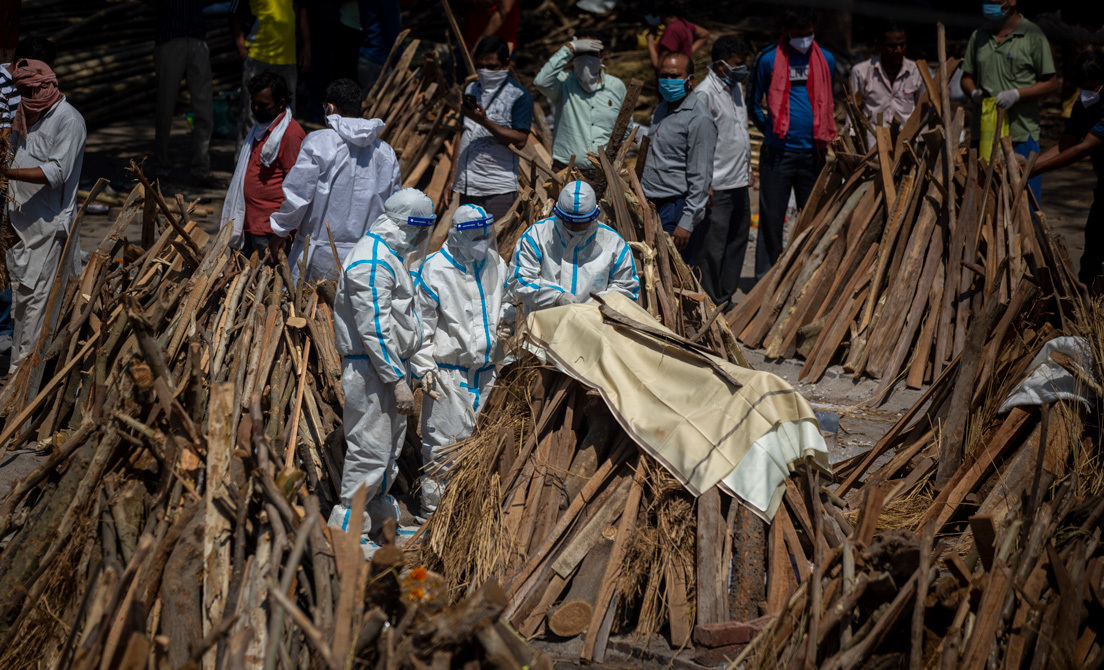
[1,0,1101,551]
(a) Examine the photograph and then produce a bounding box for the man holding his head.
[447,36,533,222]
[533,30,626,181]
[641,51,717,265]
[850,21,926,132]
[747,7,837,279]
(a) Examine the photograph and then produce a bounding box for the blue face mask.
[658,78,688,103]
[982,2,1006,20]
[724,64,749,87]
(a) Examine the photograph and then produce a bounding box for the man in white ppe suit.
[329,188,435,551]
[409,204,509,518]
[269,78,401,282]
[507,180,639,313]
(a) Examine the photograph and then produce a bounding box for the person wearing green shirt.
[961,0,1058,204]
[532,30,627,182]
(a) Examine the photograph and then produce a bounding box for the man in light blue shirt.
[533,30,627,179]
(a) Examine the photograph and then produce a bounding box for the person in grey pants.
[150,0,218,185]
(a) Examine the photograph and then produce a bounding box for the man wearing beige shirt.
[850,22,926,131]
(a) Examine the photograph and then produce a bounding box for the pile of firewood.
[732,290,1103,668]
[722,33,1103,659]
[0,169,543,669]
[727,28,1079,402]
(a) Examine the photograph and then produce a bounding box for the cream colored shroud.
[524,291,830,521]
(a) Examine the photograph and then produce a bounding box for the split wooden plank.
[696,486,727,625]
[580,461,645,663]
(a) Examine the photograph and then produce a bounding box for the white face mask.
[477,68,509,90]
[789,35,814,54]
[575,55,602,93]
[1081,88,1102,107]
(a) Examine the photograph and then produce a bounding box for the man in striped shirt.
[0,64,16,138]
[1,37,54,140]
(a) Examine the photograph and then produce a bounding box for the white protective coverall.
[507,180,639,313]
[410,204,508,515]
[270,113,401,282]
[6,98,86,372]
[327,188,436,537]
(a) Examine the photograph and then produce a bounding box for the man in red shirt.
[647,2,710,69]
[221,69,306,258]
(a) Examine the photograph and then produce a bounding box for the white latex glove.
[995,88,1021,109]
[392,380,415,415]
[569,38,603,54]
[555,291,581,307]
[969,86,990,103]
[423,370,436,395]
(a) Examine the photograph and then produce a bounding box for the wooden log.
[696,486,727,625]
[580,461,645,662]
[934,290,1009,487]
[546,535,614,638]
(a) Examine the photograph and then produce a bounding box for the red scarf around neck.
[767,38,837,148]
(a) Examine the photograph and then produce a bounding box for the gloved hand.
[392,380,415,415]
[994,88,1021,109]
[569,38,603,54]
[969,86,991,103]
[555,291,581,307]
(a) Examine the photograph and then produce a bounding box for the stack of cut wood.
[727,34,1080,399]
[22,0,241,128]
[0,170,543,669]
[727,218,1103,665]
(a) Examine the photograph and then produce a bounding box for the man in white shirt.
[850,22,925,134]
[693,35,752,306]
[2,59,85,373]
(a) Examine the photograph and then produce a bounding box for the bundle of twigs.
[727,27,1079,401]
[0,167,541,669]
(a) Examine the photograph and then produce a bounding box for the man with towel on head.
[2,58,85,375]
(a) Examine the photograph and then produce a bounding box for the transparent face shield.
[404,213,437,271]
[450,212,497,265]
